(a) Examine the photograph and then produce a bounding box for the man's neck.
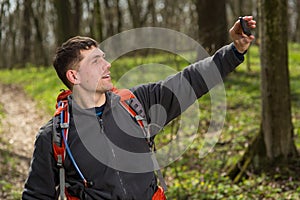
[72,90,106,109]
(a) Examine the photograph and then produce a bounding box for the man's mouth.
[102,74,110,79]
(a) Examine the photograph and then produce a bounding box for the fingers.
[230,16,256,53]
[232,16,256,38]
[241,16,256,30]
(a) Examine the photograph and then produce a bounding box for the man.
[22,16,256,199]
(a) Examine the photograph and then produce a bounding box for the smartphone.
[239,17,252,36]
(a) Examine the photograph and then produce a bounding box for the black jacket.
[22,44,243,200]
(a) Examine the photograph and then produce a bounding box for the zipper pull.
[98,117,104,129]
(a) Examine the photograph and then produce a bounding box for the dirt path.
[0,84,50,199]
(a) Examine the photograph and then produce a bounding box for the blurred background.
[0,0,278,67]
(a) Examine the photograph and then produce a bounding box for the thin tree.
[127,0,153,28]
[53,0,73,45]
[94,0,104,41]
[73,0,82,36]
[29,1,49,66]
[195,0,228,55]
[293,0,300,42]
[0,0,8,68]
[103,0,115,37]
[116,0,123,33]
[22,0,32,64]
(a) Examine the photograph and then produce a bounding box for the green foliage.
[0,143,22,200]
[0,44,300,199]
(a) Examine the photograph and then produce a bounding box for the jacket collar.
[67,91,121,117]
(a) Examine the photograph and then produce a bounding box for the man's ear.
[66,69,80,85]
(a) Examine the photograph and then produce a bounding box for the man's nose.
[102,59,111,70]
[105,60,111,69]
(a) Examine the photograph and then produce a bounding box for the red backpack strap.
[65,190,80,200]
[54,90,72,114]
[112,88,151,142]
[111,87,135,101]
[112,87,168,192]
[53,90,72,161]
[52,90,72,200]
[57,89,72,103]
[152,186,166,200]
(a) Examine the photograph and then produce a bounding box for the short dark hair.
[53,36,98,89]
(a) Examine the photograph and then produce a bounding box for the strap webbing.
[58,155,65,200]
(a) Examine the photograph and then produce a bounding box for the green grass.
[0,44,299,199]
[0,65,67,114]
[289,44,300,148]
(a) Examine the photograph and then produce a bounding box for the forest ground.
[0,83,50,199]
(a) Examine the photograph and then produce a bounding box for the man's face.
[75,46,113,93]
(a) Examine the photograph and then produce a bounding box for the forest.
[0,0,300,199]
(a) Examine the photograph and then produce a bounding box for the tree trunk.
[127,0,140,28]
[29,2,49,66]
[0,1,6,42]
[73,0,82,36]
[195,0,228,55]
[149,0,156,26]
[259,0,297,161]
[8,0,19,68]
[53,0,73,45]
[103,0,115,37]
[228,0,298,182]
[0,1,7,68]
[294,0,300,42]
[22,0,32,64]
[127,0,151,28]
[116,0,123,33]
[94,0,104,41]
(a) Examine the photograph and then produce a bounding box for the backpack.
[52,88,166,200]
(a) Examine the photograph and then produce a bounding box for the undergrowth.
[0,104,22,199]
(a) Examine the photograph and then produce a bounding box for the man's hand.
[229,16,256,54]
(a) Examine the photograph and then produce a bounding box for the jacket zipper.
[97,116,128,197]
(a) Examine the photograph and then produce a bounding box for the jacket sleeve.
[22,119,59,200]
[132,43,244,127]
